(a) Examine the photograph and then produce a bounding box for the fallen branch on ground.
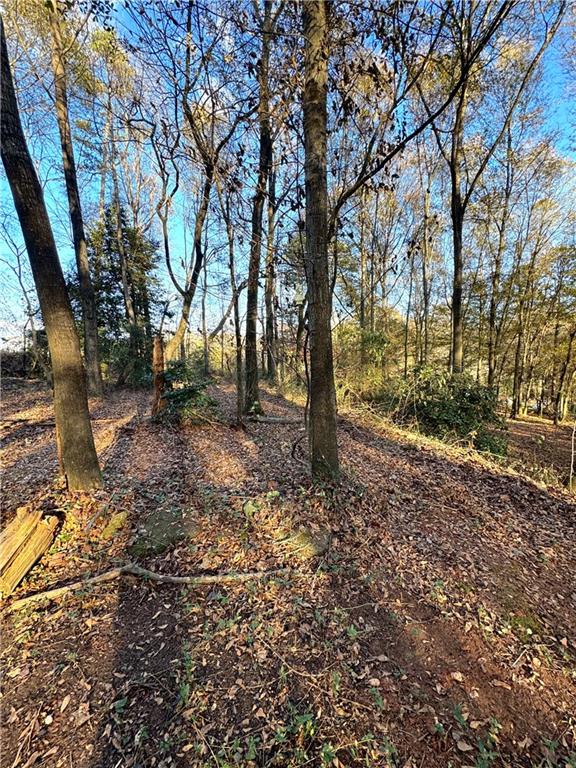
[3,563,291,614]
[1,417,125,426]
[249,415,303,425]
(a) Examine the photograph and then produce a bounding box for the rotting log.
[0,509,59,597]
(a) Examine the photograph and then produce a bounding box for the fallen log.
[0,509,59,597]
[3,563,291,614]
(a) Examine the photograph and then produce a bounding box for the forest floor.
[506,416,575,489]
[1,378,576,768]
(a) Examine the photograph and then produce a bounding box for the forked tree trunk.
[302,0,339,479]
[1,21,101,490]
[165,171,212,361]
[48,2,102,396]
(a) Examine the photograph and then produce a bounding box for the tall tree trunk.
[265,167,277,381]
[421,183,431,365]
[49,2,102,395]
[302,0,339,479]
[488,128,513,388]
[245,0,273,413]
[223,196,244,425]
[1,21,101,490]
[404,253,414,379]
[450,89,466,374]
[201,258,210,375]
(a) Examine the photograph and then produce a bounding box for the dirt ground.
[1,380,575,768]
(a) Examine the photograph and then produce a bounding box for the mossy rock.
[102,511,129,539]
[273,526,331,559]
[129,507,198,557]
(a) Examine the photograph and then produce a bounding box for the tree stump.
[0,508,59,597]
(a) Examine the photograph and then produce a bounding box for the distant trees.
[1,18,101,490]
[1,0,574,489]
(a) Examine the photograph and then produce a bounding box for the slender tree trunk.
[110,137,139,370]
[359,187,367,366]
[303,0,339,478]
[151,335,166,416]
[421,183,431,365]
[265,167,277,381]
[404,253,414,379]
[165,172,212,361]
[451,190,464,373]
[1,21,101,490]
[201,258,209,375]
[555,326,576,425]
[245,0,272,413]
[49,3,102,395]
[449,87,467,374]
[488,129,513,389]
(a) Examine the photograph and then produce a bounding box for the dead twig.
[291,432,308,467]
[3,564,291,614]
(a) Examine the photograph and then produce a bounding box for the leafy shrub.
[159,358,217,423]
[391,368,507,455]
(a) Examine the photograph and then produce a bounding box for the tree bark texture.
[302,0,339,478]
[1,21,101,490]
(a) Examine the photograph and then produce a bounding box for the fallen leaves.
[2,383,576,768]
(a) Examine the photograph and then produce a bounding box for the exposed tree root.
[3,564,291,614]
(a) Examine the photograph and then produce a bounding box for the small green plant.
[346,624,359,640]
[369,686,385,712]
[321,742,337,765]
[113,696,128,714]
[330,670,342,695]
[453,703,468,729]
[467,717,501,768]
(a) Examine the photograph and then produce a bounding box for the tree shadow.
[3,384,575,767]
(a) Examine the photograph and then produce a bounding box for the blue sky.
[1,8,574,350]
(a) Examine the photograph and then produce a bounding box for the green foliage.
[68,205,161,386]
[391,368,508,454]
[159,357,217,424]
